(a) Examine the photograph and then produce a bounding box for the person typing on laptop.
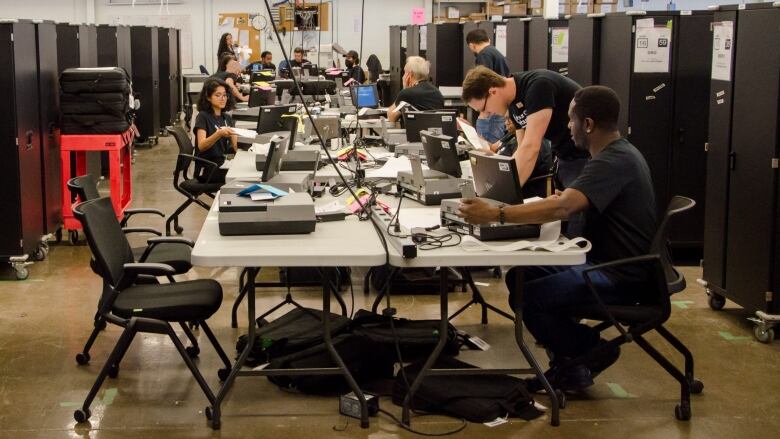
[458,86,657,391]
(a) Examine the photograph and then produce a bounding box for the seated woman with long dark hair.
[192,78,237,184]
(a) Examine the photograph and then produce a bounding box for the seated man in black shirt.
[345,50,366,84]
[458,86,658,390]
[387,56,444,123]
[246,50,276,73]
[193,78,238,184]
[212,55,248,102]
[278,47,309,77]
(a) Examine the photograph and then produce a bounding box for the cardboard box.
[569,0,595,14]
[595,3,614,12]
[529,0,543,8]
[506,3,529,15]
[530,7,544,15]
[595,0,618,3]
[558,3,572,15]
[447,6,460,19]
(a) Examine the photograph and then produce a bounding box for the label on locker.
[711,21,734,82]
[495,24,508,56]
[633,19,672,73]
[551,28,569,64]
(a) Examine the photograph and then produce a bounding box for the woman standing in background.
[217,32,236,61]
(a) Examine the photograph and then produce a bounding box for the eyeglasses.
[480,93,491,113]
[213,94,228,99]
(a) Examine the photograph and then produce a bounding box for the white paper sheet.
[711,21,734,82]
[249,143,271,154]
[457,119,490,149]
[230,127,258,139]
[397,207,442,230]
[460,220,591,253]
[550,28,569,64]
[365,156,428,179]
[495,24,508,56]
[633,19,672,74]
[315,200,345,215]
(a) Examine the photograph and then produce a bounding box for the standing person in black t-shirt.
[192,78,238,184]
[466,29,511,144]
[462,66,588,188]
[387,56,444,123]
[458,86,657,391]
[212,55,249,103]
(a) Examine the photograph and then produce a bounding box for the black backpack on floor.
[392,356,544,423]
[235,307,351,367]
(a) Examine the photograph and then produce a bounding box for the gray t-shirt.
[569,138,657,283]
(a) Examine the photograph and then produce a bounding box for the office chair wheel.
[218,368,230,382]
[32,246,47,261]
[690,379,704,395]
[69,230,79,245]
[108,364,119,379]
[707,291,726,311]
[75,352,91,365]
[15,267,29,281]
[675,401,691,421]
[555,390,567,409]
[753,326,775,344]
[186,346,200,359]
[174,225,184,234]
[74,408,91,423]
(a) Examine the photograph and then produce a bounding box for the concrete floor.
[1,134,779,439]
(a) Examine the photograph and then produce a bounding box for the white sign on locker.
[711,21,734,82]
[633,18,673,74]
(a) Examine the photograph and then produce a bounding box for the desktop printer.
[439,151,540,241]
[397,131,467,206]
[255,146,321,172]
[218,181,316,235]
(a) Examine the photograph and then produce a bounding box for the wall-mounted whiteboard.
[110,14,193,68]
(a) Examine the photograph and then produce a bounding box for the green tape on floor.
[60,387,118,408]
[606,382,637,398]
[718,331,751,341]
[671,300,694,309]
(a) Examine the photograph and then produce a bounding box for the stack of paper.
[230,127,259,139]
[236,183,288,201]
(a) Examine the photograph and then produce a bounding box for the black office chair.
[67,175,201,365]
[185,91,200,129]
[550,196,702,420]
[199,64,210,75]
[166,126,222,236]
[71,196,231,425]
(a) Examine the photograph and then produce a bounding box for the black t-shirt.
[569,138,657,284]
[347,65,366,84]
[193,111,235,180]
[261,62,276,71]
[475,45,510,77]
[509,70,587,160]
[393,81,444,111]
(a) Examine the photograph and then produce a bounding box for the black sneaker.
[588,341,621,379]
[525,363,594,393]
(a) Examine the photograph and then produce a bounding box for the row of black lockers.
[390,12,715,250]
[0,21,182,261]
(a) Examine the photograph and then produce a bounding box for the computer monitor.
[302,63,318,77]
[403,110,458,143]
[248,88,275,107]
[350,83,379,109]
[300,80,336,96]
[420,130,461,178]
[256,104,298,134]
[312,116,341,142]
[469,150,523,205]
[262,134,291,182]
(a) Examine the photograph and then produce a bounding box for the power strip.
[339,392,379,419]
[370,204,417,258]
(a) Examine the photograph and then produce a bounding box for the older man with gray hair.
[387,56,444,123]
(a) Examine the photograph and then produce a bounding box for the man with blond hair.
[387,56,444,123]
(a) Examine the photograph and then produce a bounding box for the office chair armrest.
[120,208,166,227]
[580,254,663,339]
[178,154,220,184]
[118,262,176,290]
[122,227,163,236]
[137,237,194,262]
[526,173,554,183]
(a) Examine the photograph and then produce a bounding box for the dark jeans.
[506,264,638,360]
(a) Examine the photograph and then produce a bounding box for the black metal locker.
[528,17,548,70]
[425,22,463,87]
[0,20,45,274]
[598,14,632,134]
[703,7,739,292]
[34,21,61,239]
[97,25,132,76]
[389,25,402,104]
[170,29,181,125]
[667,13,712,247]
[130,26,160,141]
[478,21,496,43]
[506,18,530,73]
[55,24,79,73]
[725,6,780,314]
[407,25,421,58]
[79,24,98,67]
[158,27,172,129]
[568,14,601,86]
[462,21,479,78]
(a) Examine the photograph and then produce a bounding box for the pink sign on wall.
[412,7,425,25]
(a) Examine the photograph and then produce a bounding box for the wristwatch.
[498,205,505,225]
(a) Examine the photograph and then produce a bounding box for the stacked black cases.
[703,7,739,297]
[425,22,463,87]
[389,26,402,104]
[158,27,172,129]
[723,5,780,314]
[462,21,479,78]
[505,18,530,73]
[97,25,132,76]
[568,14,601,86]
[34,21,61,239]
[130,26,160,142]
[0,20,45,269]
[599,12,712,250]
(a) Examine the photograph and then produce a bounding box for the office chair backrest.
[650,196,696,295]
[167,126,197,182]
[366,54,382,83]
[73,197,135,288]
[199,65,209,75]
[67,174,101,202]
